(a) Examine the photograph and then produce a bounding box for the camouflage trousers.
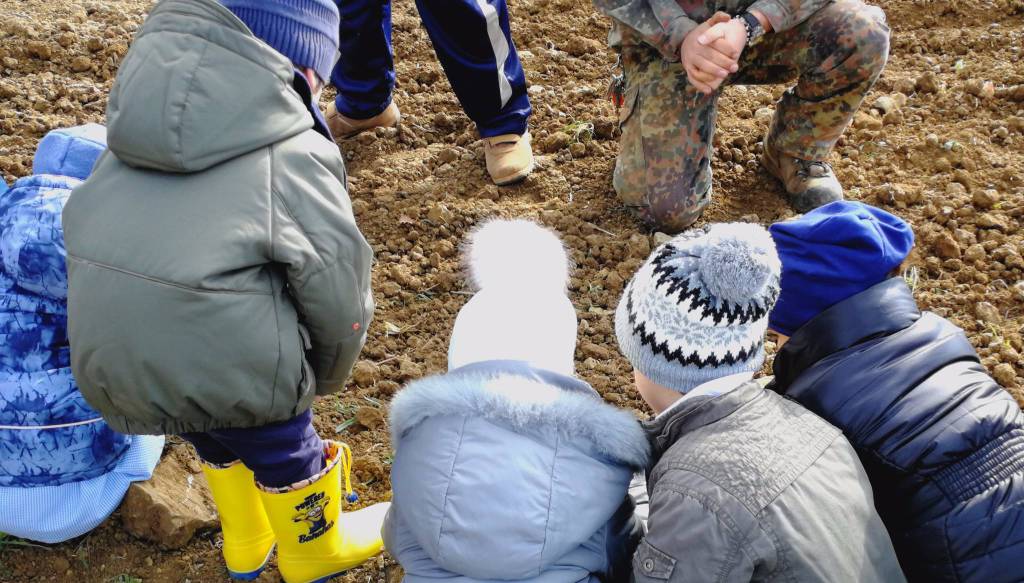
[614,0,890,232]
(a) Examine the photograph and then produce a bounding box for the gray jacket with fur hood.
[637,380,905,582]
[384,360,648,583]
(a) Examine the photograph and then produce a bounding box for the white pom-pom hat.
[614,223,781,393]
[448,219,578,376]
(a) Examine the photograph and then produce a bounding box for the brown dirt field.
[1,0,1023,581]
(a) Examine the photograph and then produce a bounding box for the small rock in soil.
[977,213,1010,231]
[426,203,453,223]
[476,184,500,200]
[916,72,942,94]
[976,301,1002,324]
[872,94,899,114]
[893,78,916,95]
[564,37,603,57]
[933,232,962,259]
[973,189,999,209]
[965,79,995,99]
[945,182,967,197]
[993,363,1018,387]
[355,406,385,430]
[627,233,651,259]
[653,232,673,246]
[580,342,612,360]
[964,244,987,263]
[542,132,572,153]
[120,452,217,549]
[70,56,92,72]
[435,148,459,165]
[593,118,616,140]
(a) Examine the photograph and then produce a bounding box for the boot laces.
[793,158,832,179]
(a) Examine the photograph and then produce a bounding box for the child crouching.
[63,1,385,581]
[385,219,648,582]
[0,125,162,543]
[615,223,904,582]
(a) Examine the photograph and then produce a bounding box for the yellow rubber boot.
[201,462,277,580]
[258,441,389,583]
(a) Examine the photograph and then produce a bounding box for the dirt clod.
[994,363,1018,387]
[119,451,217,550]
[352,360,380,387]
[976,301,1002,324]
[355,406,385,430]
[934,232,962,259]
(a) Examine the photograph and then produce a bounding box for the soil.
[2,0,1024,581]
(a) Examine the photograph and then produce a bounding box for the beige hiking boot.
[484,132,534,186]
[761,141,844,213]
[325,101,401,140]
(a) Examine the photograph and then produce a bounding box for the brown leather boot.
[484,132,534,186]
[325,102,401,140]
[761,142,844,213]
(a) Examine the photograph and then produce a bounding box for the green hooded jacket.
[63,0,374,435]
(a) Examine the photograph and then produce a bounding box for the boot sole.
[491,158,535,186]
[226,543,276,581]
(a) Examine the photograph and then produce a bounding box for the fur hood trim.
[390,369,649,468]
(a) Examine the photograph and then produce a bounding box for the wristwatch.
[735,12,765,45]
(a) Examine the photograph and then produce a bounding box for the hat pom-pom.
[467,219,569,293]
[698,223,780,304]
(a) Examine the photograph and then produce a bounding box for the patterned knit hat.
[220,0,340,83]
[615,223,781,393]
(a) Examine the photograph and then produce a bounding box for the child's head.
[615,223,781,411]
[768,201,914,338]
[220,0,340,94]
[447,219,578,376]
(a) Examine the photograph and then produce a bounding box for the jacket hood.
[105,0,313,172]
[391,361,649,468]
[33,124,107,180]
[1,175,76,300]
[389,361,646,579]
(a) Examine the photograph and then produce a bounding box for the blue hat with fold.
[768,201,915,337]
[33,123,107,180]
[220,0,340,84]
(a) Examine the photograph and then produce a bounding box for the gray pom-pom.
[698,223,780,304]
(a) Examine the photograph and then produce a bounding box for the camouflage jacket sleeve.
[592,0,697,61]
[748,0,831,32]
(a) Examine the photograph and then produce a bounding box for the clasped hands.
[681,12,748,95]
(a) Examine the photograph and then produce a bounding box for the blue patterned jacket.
[0,124,130,488]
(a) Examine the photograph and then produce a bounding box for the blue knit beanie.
[220,0,339,84]
[769,201,915,337]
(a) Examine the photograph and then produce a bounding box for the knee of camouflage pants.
[820,1,890,81]
[614,48,715,234]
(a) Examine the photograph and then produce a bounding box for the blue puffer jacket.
[770,277,1024,583]
[0,125,163,543]
[385,361,649,583]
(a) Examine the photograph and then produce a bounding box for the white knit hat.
[615,223,781,392]
[448,219,577,376]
